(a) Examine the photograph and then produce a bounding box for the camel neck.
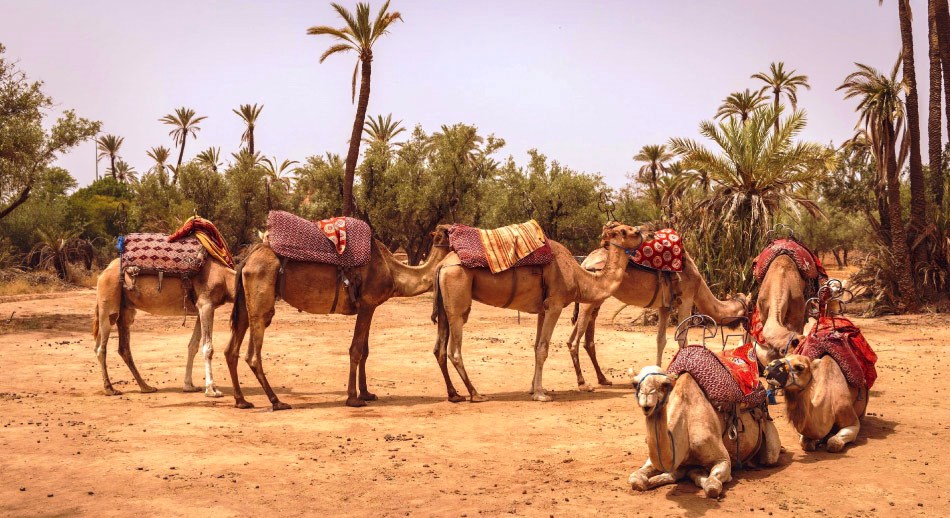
[644,408,678,472]
[389,245,450,297]
[687,254,745,320]
[573,241,630,303]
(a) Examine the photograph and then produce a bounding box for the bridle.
[635,371,677,473]
[780,358,811,391]
[606,226,647,258]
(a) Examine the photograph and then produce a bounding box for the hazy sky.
[0,0,934,187]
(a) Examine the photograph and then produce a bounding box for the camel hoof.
[703,479,723,499]
[628,473,648,491]
[204,387,223,398]
[801,437,818,452]
[346,397,368,408]
[578,384,595,393]
[447,394,467,403]
[104,387,122,396]
[470,394,489,403]
[598,378,613,386]
[182,384,202,393]
[139,385,158,394]
[235,400,255,409]
[531,393,553,402]
[272,401,292,411]
[826,437,846,453]
[358,392,378,401]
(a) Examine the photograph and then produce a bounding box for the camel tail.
[230,258,247,330]
[92,303,100,339]
[571,302,579,325]
[431,266,443,325]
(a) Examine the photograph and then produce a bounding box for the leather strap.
[277,257,288,301]
[645,270,661,308]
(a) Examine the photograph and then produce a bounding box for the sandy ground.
[0,287,948,517]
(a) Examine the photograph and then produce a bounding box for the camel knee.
[629,471,649,491]
[202,341,214,360]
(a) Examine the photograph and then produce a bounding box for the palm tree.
[928,0,943,214]
[111,160,137,184]
[233,103,263,154]
[95,134,124,181]
[633,144,675,209]
[715,89,768,122]
[159,107,207,181]
[196,147,222,173]
[262,157,299,188]
[307,1,403,216]
[362,113,406,146]
[888,0,928,234]
[838,57,918,310]
[934,0,950,208]
[146,145,171,185]
[752,62,811,134]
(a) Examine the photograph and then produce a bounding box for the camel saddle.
[667,343,767,408]
[629,228,684,272]
[449,220,553,274]
[119,233,206,278]
[795,315,877,390]
[753,238,827,287]
[266,210,372,267]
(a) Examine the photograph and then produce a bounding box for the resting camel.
[226,225,452,409]
[753,254,807,366]
[93,257,235,397]
[629,365,781,498]
[764,354,868,452]
[431,222,649,403]
[567,249,748,385]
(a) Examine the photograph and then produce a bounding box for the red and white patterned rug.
[630,228,683,272]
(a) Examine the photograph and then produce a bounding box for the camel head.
[600,221,652,252]
[632,365,675,417]
[763,354,814,393]
[430,224,452,249]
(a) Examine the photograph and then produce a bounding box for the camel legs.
[759,419,782,465]
[582,305,611,385]
[629,458,683,491]
[445,307,486,402]
[687,458,731,499]
[224,297,252,409]
[95,305,121,396]
[244,304,289,411]
[433,304,466,403]
[530,303,563,402]
[116,306,156,394]
[827,422,860,453]
[182,318,203,392]
[567,303,596,391]
[197,301,222,398]
[344,305,376,407]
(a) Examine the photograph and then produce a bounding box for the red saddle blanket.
[667,343,766,407]
[120,233,206,275]
[266,211,372,267]
[167,216,234,268]
[630,228,684,272]
[753,238,827,283]
[449,223,554,272]
[795,316,877,389]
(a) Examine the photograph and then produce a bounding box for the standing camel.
[431,222,650,403]
[751,254,809,366]
[567,249,748,385]
[226,225,452,409]
[93,257,235,397]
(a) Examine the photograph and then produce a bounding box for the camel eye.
[793,363,806,372]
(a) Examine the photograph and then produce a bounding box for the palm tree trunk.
[249,127,255,155]
[935,0,950,209]
[885,121,919,311]
[898,0,929,235]
[110,154,117,181]
[929,0,943,217]
[772,87,780,134]
[342,58,373,216]
[175,136,187,183]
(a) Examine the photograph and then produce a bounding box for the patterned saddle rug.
[119,233,206,275]
[667,343,766,408]
[266,211,372,267]
[449,221,554,273]
[753,238,827,284]
[630,228,684,272]
[795,315,877,389]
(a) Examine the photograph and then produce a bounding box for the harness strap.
[501,268,518,309]
[277,257,288,301]
[157,271,164,293]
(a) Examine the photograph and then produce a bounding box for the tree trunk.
[935,0,950,208]
[885,121,920,311]
[929,0,943,216]
[0,183,32,221]
[898,0,929,235]
[343,57,373,217]
[773,87,780,134]
[110,154,117,180]
[249,127,255,155]
[175,135,187,183]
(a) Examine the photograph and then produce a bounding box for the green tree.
[233,103,263,154]
[752,62,811,134]
[307,1,403,216]
[111,160,137,184]
[292,153,346,219]
[363,113,405,146]
[95,134,124,181]
[146,146,172,186]
[196,147,222,173]
[633,144,675,211]
[160,107,207,179]
[0,44,100,221]
[715,89,768,122]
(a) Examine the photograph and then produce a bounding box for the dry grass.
[0,266,95,297]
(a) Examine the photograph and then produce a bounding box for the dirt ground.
[1,287,947,517]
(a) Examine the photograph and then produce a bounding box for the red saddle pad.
[266,211,372,267]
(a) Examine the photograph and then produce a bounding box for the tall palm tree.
[934,0,950,208]
[362,113,406,145]
[633,144,675,209]
[146,145,171,185]
[111,160,137,184]
[888,0,928,234]
[715,89,768,122]
[159,107,207,181]
[929,0,943,214]
[838,57,918,310]
[307,1,403,216]
[95,134,124,181]
[195,147,222,173]
[752,62,811,134]
[262,157,300,188]
[233,103,263,154]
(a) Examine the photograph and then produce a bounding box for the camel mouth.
[640,405,655,416]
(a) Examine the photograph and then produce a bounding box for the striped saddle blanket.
[266,210,372,267]
[667,343,766,408]
[449,220,554,273]
[119,233,206,275]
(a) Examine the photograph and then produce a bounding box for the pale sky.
[0,0,934,187]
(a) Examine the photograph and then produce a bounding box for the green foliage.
[66,178,134,244]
